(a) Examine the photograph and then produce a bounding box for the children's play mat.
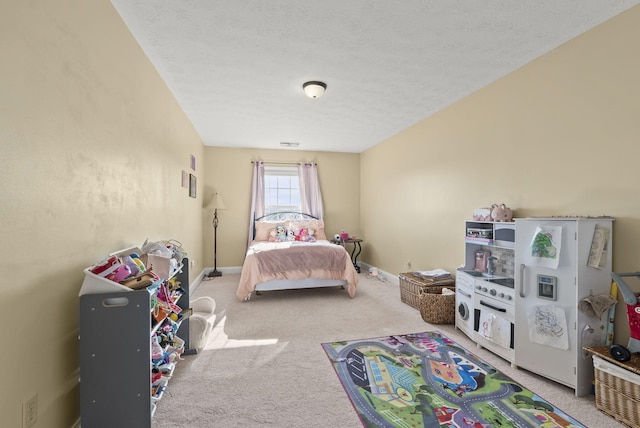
[322,331,585,428]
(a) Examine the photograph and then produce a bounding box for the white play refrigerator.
[514,217,613,397]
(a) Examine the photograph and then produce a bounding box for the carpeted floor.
[152,273,622,427]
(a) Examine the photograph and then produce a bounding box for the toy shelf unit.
[79,249,192,428]
[464,221,515,249]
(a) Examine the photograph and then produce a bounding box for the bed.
[237,212,359,300]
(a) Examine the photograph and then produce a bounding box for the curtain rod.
[251,161,317,165]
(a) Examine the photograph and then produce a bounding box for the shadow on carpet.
[322,331,585,428]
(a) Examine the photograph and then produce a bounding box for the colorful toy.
[297,228,309,241]
[610,272,640,362]
[122,255,141,276]
[307,229,316,242]
[151,334,164,362]
[276,224,286,241]
[473,207,493,221]
[91,256,121,278]
[491,203,513,222]
[286,228,295,241]
[111,264,132,282]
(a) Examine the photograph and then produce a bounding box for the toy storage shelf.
[79,256,191,428]
[462,221,515,269]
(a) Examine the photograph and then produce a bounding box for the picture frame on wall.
[189,174,196,198]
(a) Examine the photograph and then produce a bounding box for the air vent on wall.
[280,142,300,147]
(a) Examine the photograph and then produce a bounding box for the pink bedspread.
[237,240,358,300]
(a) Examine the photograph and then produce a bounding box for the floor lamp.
[205,193,227,278]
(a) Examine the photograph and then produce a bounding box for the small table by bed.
[332,238,363,273]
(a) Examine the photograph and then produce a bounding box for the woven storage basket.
[419,289,456,324]
[593,355,640,427]
[399,273,454,310]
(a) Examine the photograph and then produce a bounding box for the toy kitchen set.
[455,206,615,397]
[456,211,517,365]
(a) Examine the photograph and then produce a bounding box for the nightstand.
[332,238,363,273]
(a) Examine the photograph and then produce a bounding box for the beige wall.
[202,147,361,269]
[361,6,640,343]
[1,2,205,427]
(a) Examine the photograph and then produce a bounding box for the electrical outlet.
[23,393,37,428]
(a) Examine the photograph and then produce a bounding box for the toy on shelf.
[610,272,640,362]
[491,203,513,222]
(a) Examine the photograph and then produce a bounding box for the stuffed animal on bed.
[297,228,308,241]
[307,228,316,242]
[268,229,278,242]
[276,224,286,241]
[286,227,296,241]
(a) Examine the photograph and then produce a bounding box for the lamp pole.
[205,192,226,279]
[208,208,222,277]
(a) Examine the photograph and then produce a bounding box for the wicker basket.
[419,289,456,324]
[399,273,454,309]
[593,355,640,427]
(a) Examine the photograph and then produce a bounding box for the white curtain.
[247,161,265,248]
[298,162,324,219]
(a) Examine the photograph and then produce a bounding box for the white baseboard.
[357,262,399,286]
[195,266,242,293]
[190,268,205,293]
[202,266,242,275]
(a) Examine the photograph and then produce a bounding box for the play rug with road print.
[322,331,585,428]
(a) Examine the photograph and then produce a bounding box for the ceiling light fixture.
[302,81,327,98]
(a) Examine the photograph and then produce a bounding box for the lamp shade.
[206,193,227,210]
[303,81,327,98]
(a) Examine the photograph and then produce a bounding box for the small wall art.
[182,170,189,188]
[189,174,197,198]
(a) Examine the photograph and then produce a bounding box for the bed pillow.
[255,219,327,241]
[291,220,327,241]
[254,221,280,241]
[311,220,328,240]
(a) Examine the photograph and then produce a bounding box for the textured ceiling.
[111,1,639,153]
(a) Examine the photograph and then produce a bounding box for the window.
[264,166,301,214]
